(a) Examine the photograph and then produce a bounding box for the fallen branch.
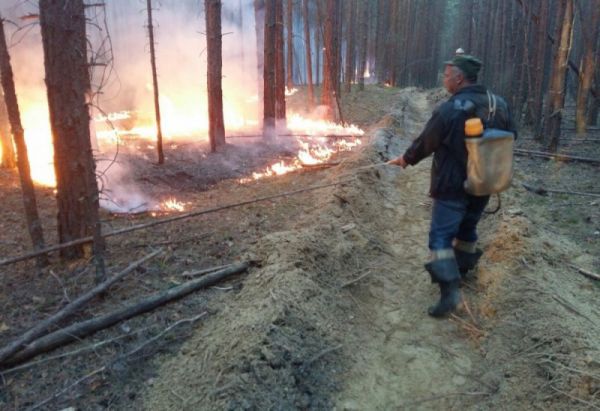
[4,262,248,366]
[27,313,207,411]
[0,179,353,267]
[181,263,235,278]
[514,148,600,164]
[521,183,600,198]
[570,264,600,281]
[0,249,163,365]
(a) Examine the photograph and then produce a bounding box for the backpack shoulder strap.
[486,90,497,122]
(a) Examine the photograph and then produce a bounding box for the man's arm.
[388,108,447,167]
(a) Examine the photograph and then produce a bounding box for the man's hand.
[387,155,407,168]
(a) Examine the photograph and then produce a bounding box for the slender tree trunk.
[286,0,293,90]
[356,0,368,91]
[0,16,47,267]
[343,0,356,93]
[205,0,226,152]
[39,0,105,275]
[545,0,574,151]
[146,0,164,164]
[575,0,600,135]
[532,0,550,136]
[302,0,314,106]
[274,0,286,125]
[321,0,340,121]
[0,91,15,168]
[254,0,265,124]
[315,1,321,86]
[263,0,276,138]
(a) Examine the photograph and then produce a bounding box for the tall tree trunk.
[274,0,286,124]
[286,0,294,90]
[315,1,321,86]
[205,0,226,152]
[0,91,15,168]
[302,0,314,106]
[263,0,276,138]
[575,0,600,135]
[146,0,164,164]
[356,0,368,91]
[532,0,550,136]
[321,0,340,121]
[254,0,265,124]
[545,0,574,151]
[0,16,48,267]
[39,0,105,275]
[343,0,356,93]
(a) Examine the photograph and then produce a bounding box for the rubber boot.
[425,258,461,317]
[454,248,483,276]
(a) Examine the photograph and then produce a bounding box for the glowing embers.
[159,197,186,212]
[285,87,298,96]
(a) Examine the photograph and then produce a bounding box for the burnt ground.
[0,85,599,410]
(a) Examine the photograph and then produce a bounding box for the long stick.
[0,249,163,364]
[4,262,248,366]
[514,148,600,164]
[0,179,353,267]
[521,182,600,198]
[570,264,600,281]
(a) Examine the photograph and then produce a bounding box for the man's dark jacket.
[403,85,517,200]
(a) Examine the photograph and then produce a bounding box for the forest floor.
[0,85,599,410]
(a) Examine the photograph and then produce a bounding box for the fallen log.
[0,179,353,267]
[2,262,249,367]
[0,249,163,365]
[570,264,600,281]
[181,263,235,278]
[521,183,600,198]
[514,148,600,165]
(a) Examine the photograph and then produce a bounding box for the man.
[388,55,516,317]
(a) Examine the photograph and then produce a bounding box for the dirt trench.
[142,88,600,410]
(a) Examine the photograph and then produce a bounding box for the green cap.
[444,54,482,80]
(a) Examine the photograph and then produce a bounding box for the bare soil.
[0,85,598,410]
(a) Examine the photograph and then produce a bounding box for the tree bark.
[575,0,600,135]
[356,0,368,91]
[146,0,164,164]
[205,0,226,152]
[545,0,574,151]
[0,16,48,267]
[343,0,356,93]
[0,89,15,168]
[275,0,286,124]
[321,0,340,121]
[302,0,314,106]
[263,0,276,138]
[254,0,265,124]
[286,0,294,90]
[39,0,105,271]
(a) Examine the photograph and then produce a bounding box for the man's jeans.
[429,195,490,251]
